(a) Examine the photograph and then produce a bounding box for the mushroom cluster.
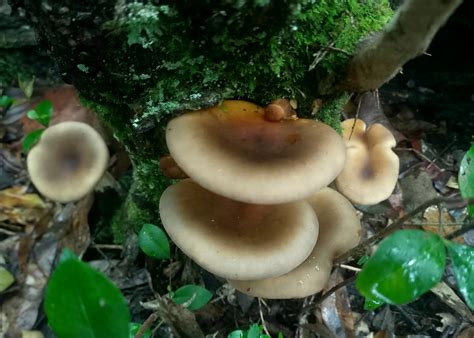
[159,100,398,299]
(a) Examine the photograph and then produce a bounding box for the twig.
[135,312,159,338]
[310,275,357,309]
[339,264,361,272]
[91,243,123,250]
[334,196,473,266]
[258,298,271,336]
[348,97,362,140]
[445,223,474,241]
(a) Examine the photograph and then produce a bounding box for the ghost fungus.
[27,121,109,203]
[229,188,360,299]
[166,100,346,204]
[159,179,319,280]
[335,118,399,205]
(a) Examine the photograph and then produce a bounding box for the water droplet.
[306,273,311,279]
[314,265,320,271]
[99,298,106,307]
[297,280,304,285]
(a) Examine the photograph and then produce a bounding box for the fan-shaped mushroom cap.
[166,100,346,204]
[335,119,399,205]
[229,188,360,299]
[27,121,109,203]
[159,179,319,280]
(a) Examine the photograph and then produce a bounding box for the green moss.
[101,0,392,124]
[317,92,351,132]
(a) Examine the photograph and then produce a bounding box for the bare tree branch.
[345,0,463,91]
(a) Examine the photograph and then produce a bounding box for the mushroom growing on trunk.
[166,100,346,204]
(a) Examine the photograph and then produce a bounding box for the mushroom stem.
[264,99,297,122]
[159,155,188,179]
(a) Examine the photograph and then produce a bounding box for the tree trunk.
[10,0,455,240]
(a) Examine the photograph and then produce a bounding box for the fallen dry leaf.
[0,186,49,226]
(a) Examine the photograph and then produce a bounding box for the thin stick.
[135,312,159,338]
[311,275,357,308]
[339,264,362,272]
[258,298,271,336]
[91,243,123,250]
[334,196,472,266]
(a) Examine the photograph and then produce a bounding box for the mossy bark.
[15,0,392,241]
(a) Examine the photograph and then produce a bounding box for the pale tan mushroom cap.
[229,188,360,298]
[159,179,319,280]
[166,100,346,204]
[335,119,399,205]
[27,121,109,202]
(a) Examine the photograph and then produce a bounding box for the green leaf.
[228,330,245,338]
[22,129,45,153]
[18,75,35,98]
[459,145,474,217]
[59,248,79,263]
[129,322,151,338]
[171,284,212,311]
[356,230,446,304]
[446,241,474,310]
[44,258,130,338]
[0,95,14,109]
[363,296,384,310]
[0,267,15,292]
[138,223,170,259]
[27,99,53,127]
[247,324,262,338]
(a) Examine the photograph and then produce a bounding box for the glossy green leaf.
[228,330,245,338]
[138,223,170,259]
[446,242,474,310]
[364,296,384,310]
[22,129,44,153]
[356,230,446,304]
[129,322,151,338]
[247,324,261,338]
[171,284,212,311]
[0,95,14,109]
[459,145,474,217]
[59,248,79,263]
[0,267,15,292]
[27,99,53,127]
[44,258,130,338]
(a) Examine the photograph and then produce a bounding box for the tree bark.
[345,0,464,91]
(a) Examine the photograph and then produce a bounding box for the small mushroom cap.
[27,121,109,202]
[335,119,399,205]
[159,179,319,280]
[166,100,346,204]
[229,188,360,298]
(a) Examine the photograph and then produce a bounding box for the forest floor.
[0,69,473,338]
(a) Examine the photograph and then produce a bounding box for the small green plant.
[22,99,53,152]
[138,223,213,311]
[228,324,283,338]
[138,223,170,259]
[459,143,474,217]
[44,249,131,338]
[0,95,15,109]
[356,230,474,310]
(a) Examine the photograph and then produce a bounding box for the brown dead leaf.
[0,186,45,209]
[0,186,50,226]
[422,205,463,244]
[321,269,355,338]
